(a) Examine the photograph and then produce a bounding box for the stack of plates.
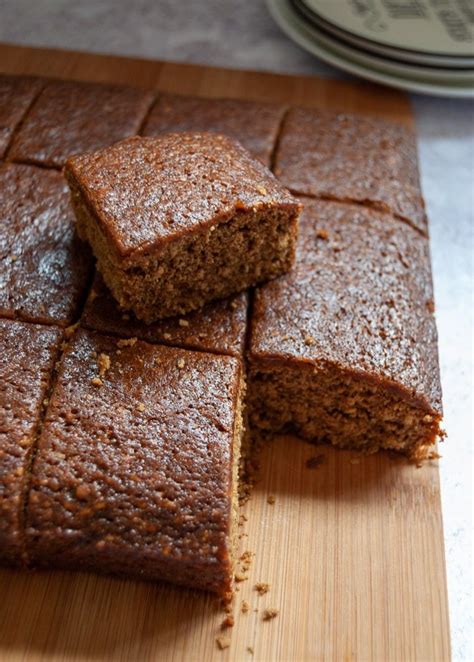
[267,0,474,97]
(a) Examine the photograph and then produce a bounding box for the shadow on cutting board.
[0,567,221,659]
[0,436,441,660]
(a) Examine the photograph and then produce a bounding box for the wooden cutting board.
[0,43,450,662]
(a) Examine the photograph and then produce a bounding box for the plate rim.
[266,0,474,98]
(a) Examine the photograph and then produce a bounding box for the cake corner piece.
[64,132,301,322]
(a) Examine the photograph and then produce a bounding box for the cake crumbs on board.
[239,550,254,570]
[254,582,270,595]
[262,608,279,621]
[234,572,247,583]
[220,615,234,629]
[216,635,231,650]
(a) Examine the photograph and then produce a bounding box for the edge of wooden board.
[0,41,449,661]
[0,41,413,124]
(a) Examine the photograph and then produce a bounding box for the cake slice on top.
[65,132,301,322]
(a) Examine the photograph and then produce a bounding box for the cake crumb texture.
[9,79,154,167]
[0,74,44,158]
[0,163,93,326]
[26,329,244,597]
[275,108,427,235]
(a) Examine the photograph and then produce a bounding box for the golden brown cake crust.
[142,93,286,166]
[275,108,427,236]
[0,163,93,326]
[250,198,441,410]
[26,328,243,596]
[0,319,62,566]
[248,199,442,457]
[9,79,154,168]
[0,74,44,159]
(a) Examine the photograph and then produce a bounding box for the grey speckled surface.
[1,1,473,659]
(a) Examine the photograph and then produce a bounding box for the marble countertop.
[1,1,472,659]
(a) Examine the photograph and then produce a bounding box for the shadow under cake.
[26,329,244,598]
[0,319,62,566]
[81,273,248,358]
[247,198,443,460]
[142,92,286,166]
[66,132,301,321]
[0,163,93,326]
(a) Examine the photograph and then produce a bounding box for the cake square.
[26,328,244,597]
[65,132,301,322]
[248,198,443,460]
[8,79,154,168]
[0,163,93,326]
[81,273,248,358]
[142,93,286,166]
[0,74,44,158]
[0,319,61,566]
[274,108,427,235]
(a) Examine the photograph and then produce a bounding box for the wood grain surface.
[0,43,450,662]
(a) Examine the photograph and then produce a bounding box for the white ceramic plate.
[267,0,474,98]
[294,0,474,68]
